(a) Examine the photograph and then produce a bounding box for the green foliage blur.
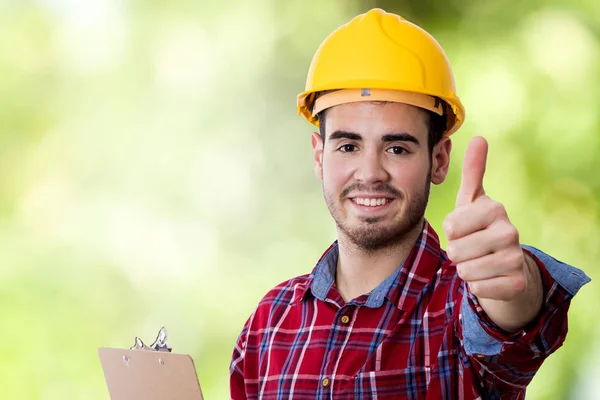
[0,0,598,398]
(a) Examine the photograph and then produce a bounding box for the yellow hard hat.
[297,8,465,136]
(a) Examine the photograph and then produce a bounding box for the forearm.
[477,254,543,333]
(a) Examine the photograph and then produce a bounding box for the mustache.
[341,183,403,199]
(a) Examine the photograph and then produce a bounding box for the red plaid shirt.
[230,221,589,399]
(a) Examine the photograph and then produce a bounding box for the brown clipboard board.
[98,347,204,400]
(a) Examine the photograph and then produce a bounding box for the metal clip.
[130,327,172,352]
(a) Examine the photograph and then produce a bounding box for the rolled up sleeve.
[459,246,591,393]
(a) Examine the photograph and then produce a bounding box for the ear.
[431,137,452,185]
[311,131,324,180]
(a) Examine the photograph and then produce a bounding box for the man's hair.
[317,103,447,157]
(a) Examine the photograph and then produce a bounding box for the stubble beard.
[324,172,431,253]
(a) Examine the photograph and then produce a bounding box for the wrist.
[523,253,543,315]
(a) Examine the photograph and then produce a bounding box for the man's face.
[312,102,445,251]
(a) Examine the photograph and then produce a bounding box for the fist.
[443,137,528,301]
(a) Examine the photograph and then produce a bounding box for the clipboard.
[98,328,204,400]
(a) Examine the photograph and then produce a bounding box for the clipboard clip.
[130,327,172,353]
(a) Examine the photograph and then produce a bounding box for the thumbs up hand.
[455,136,488,208]
[443,137,540,314]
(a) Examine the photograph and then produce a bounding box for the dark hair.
[318,104,447,157]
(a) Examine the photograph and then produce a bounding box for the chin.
[342,208,424,245]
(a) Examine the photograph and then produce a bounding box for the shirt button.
[341,315,350,324]
[322,377,330,387]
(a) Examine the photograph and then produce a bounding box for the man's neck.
[335,219,424,303]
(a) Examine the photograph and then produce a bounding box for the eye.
[386,146,408,155]
[338,144,358,152]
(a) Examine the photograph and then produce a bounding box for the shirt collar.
[289,242,335,305]
[293,220,442,310]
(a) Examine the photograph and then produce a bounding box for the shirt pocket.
[353,367,431,399]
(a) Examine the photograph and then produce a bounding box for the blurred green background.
[0,0,598,398]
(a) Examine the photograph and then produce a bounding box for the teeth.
[354,198,388,207]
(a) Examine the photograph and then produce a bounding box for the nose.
[354,148,390,184]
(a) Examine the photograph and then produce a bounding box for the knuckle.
[443,217,456,238]
[500,223,519,245]
[508,250,524,268]
[491,201,507,218]
[456,263,468,279]
[446,243,457,261]
[468,281,482,297]
[508,224,520,242]
[511,275,527,295]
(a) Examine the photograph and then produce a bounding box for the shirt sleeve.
[230,317,251,400]
[459,245,591,395]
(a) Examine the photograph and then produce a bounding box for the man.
[230,8,590,399]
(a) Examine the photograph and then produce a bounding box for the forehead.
[324,101,429,139]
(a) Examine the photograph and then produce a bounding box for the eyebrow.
[328,130,420,146]
[381,133,420,146]
[328,130,361,141]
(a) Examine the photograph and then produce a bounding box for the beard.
[323,171,431,253]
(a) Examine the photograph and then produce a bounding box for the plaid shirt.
[230,221,590,399]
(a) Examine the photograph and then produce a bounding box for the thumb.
[456,136,488,207]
